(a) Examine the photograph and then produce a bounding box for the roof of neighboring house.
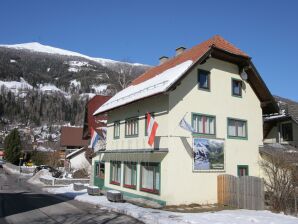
[94,35,277,115]
[82,95,111,139]
[65,147,85,159]
[60,127,89,147]
[274,96,298,124]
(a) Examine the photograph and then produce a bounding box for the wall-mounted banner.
[193,138,224,170]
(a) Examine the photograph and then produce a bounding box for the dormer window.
[281,123,293,141]
[198,69,210,90]
[232,79,242,97]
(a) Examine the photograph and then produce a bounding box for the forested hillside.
[0,43,150,126]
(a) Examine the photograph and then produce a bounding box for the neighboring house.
[60,127,89,171]
[82,95,111,185]
[92,35,277,206]
[261,96,298,157]
[65,147,90,171]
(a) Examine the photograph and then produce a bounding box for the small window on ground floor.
[110,161,121,185]
[123,162,137,189]
[140,162,160,194]
[237,165,249,176]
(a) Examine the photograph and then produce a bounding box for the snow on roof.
[93,60,193,115]
[66,147,85,159]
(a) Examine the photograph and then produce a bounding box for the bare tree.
[260,151,298,214]
[115,63,135,89]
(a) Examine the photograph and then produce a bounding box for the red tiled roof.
[60,127,89,147]
[131,35,248,85]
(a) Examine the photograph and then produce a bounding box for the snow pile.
[27,169,53,185]
[44,185,298,224]
[94,60,193,115]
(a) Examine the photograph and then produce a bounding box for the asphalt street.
[0,168,143,224]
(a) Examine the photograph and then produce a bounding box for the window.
[228,118,247,139]
[198,70,210,90]
[123,162,137,189]
[232,79,242,97]
[125,117,139,137]
[192,113,215,135]
[145,113,154,136]
[110,161,121,185]
[95,162,105,178]
[140,163,160,194]
[237,165,249,177]
[281,123,293,141]
[114,121,120,139]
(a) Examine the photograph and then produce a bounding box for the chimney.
[175,46,186,56]
[159,56,169,65]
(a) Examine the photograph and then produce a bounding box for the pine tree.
[4,129,22,165]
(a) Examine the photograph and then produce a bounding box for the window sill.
[123,184,136,189]
[192,133,216,138]
[232,94,242,98]
[227,136,248,140]
[110,181,120,186]
[198,87,210,92]
[140,188,159,195]
[125,135,139,138]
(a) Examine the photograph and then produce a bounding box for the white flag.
[179,115,195,133]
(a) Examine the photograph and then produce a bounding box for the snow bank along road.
[0,168,142,224]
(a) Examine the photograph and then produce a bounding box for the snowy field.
[44,185,298,224]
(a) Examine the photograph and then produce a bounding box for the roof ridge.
[131,35,248,86]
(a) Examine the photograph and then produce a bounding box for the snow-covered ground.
[3,164,33,176]
[43,185,298,224]
[0,78,33,94]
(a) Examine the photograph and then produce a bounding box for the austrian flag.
[147,113,158,146]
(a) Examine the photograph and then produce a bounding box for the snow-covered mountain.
[0,42,145,67]
[0,42,150,126]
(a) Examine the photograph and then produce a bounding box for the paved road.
[0,168,143,224]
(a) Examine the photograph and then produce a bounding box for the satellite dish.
[240,69,248,80]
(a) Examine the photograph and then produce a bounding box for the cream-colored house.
[92,35,277,206]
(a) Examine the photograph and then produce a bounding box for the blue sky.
[0,0,297,101]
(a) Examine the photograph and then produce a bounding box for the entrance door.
[94,161,105,188]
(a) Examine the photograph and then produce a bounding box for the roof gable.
[132,35,248,85]
[94,35,277,115]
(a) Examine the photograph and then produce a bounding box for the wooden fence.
[218,174,264,210]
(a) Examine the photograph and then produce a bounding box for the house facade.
[92,35,277,205]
